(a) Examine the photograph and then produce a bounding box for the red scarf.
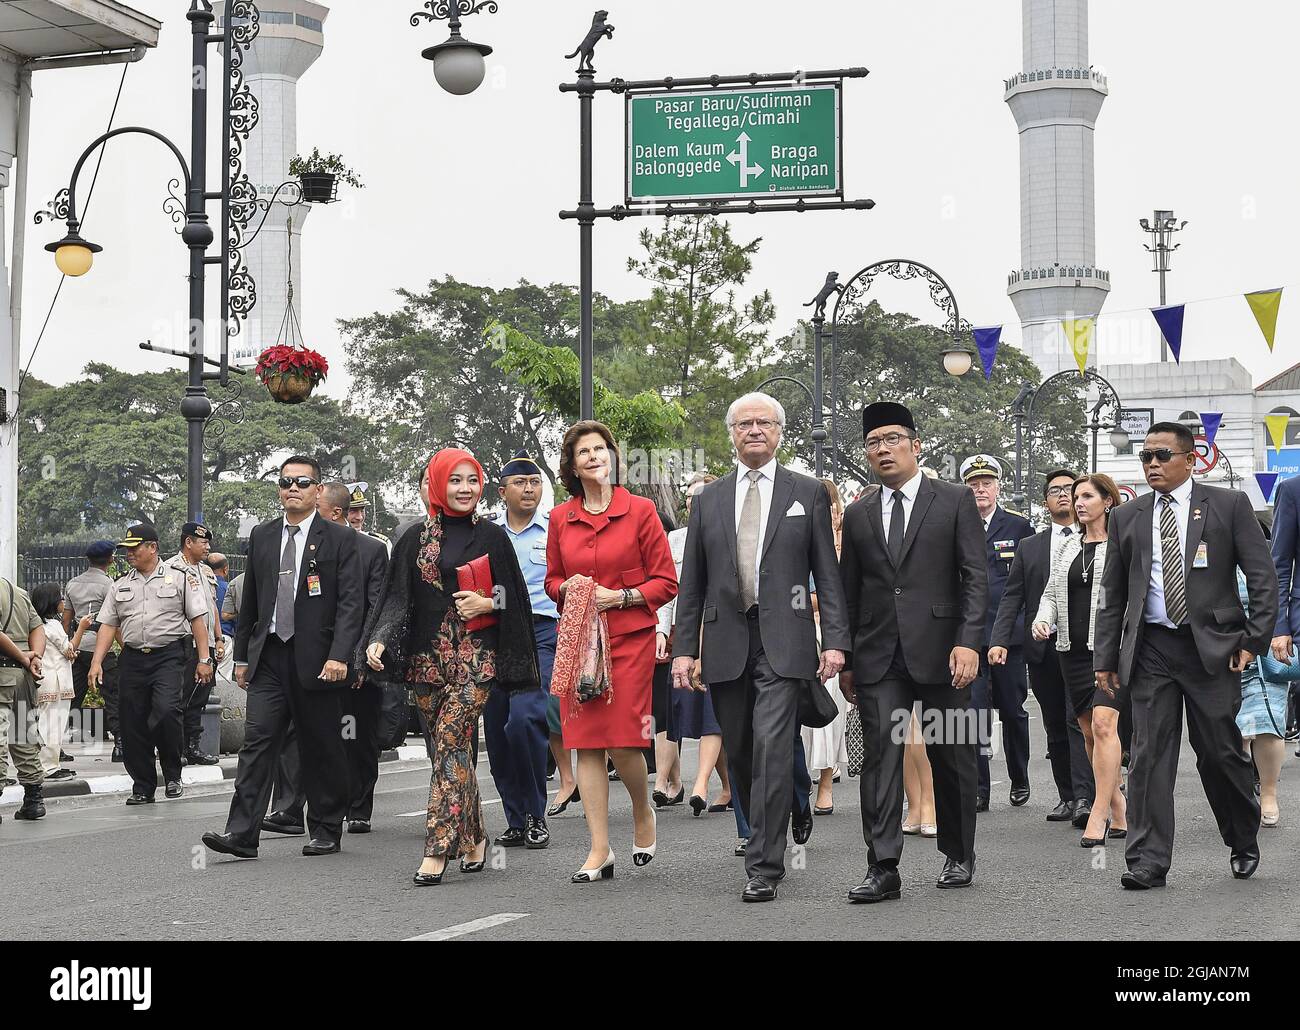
[550,574,613,722]
[426,448,484,516]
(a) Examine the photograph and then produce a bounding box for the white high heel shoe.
[633,810,657,867]
[571,850,615,883]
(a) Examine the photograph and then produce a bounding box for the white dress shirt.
[880,469,923,540]
[735,457,778,601]
[1145,476,1193,627]
[267,511,315,637]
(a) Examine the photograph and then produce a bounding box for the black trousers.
[117,642,185,796]
[1125,625,1259,882]
[971,649,1030,797]
[225,636,348,845]
[179,638,214,744]
[1027,649,1093,804]
[72,649,119,741]
[857,642,978,868]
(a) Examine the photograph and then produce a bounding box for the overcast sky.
[13,0,1300,402]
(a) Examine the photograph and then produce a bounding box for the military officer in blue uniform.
[961,455,1035,811]
[485,450,555,850]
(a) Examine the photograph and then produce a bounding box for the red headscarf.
[425,448,485,517]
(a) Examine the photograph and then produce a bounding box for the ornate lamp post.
[411,0,499,95]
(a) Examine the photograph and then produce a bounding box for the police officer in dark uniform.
[961,455,1035,811]
[89,523,212,804]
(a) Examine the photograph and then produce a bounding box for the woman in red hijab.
[364,448,539,885]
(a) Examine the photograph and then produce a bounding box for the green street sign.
[625,82,843,204]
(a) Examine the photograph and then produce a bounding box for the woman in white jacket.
[30,583,83,780]
[1031,474,1127,848]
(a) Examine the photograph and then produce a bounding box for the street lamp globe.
[424,37,492,95]
[45,229,102,278]
[942,347,974,377]
[1109,426,1130,452]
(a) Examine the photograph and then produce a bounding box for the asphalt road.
[3,714,1297,941]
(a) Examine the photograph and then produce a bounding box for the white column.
[0,58,21,582]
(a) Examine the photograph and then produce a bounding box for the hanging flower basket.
[297,172,338,204]
[255,345,329,404]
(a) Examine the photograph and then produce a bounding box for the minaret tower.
[1005,0,1109,376]
[218,1,327,367]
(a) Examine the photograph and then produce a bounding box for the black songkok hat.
[862,402,916,438]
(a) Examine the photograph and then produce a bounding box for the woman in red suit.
[546,420,678,883]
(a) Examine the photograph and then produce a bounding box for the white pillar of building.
[218,2,327,368]
[1005,0,1110,377]
[0,54,21,580]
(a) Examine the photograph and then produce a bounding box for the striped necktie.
[1158,494,1188,625]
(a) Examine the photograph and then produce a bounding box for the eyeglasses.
[731,418,779,432]
[865,432,912,452]
[1138,448,1190,465]
[1045,485,1074,498]
[278,475,319,490]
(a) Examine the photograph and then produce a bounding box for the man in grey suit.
[839,402,987,901]
[1095,422,1276,889]
[672,392,849,903]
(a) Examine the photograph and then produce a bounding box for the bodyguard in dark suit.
[264,482,390,836]
[1095,423,1277,889]
[202,457,364,859]
[839,402,987,901]
[961,454,1034,809]
[990,469,1095,822]
[672,392,849,903]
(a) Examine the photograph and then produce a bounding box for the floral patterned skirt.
[408,610,497,859]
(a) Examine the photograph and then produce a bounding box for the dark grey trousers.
[1125,625,1259,882]
[709,614,801,884]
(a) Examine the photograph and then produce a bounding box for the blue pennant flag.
[1200,412,1223,447]
[1256,472,1280,503]
[972,326,1002,380]
[1151,304,1185,362]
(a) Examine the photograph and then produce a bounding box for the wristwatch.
[621,588,633,609]
[198,657,214,666]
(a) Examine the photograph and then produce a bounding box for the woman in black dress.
[1032,473,1127,848]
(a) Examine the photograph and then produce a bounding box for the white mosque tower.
[1005,0,1110,376]
[217,1,328,368]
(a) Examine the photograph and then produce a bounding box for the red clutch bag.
[456,554,498,632]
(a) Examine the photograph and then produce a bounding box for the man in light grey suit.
[672,393,850,903]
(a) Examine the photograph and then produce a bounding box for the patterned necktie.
[887,489,905,565]
[1158,494,1188,625]
[737,469,763,608]
[276,524,299,642]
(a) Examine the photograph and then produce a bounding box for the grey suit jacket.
[839,476,988,685]
[1093,481,1277,684]
[672,464,850,684]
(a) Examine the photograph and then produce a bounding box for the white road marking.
[404,913,528,941]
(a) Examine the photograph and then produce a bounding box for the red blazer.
[545,487,678,638]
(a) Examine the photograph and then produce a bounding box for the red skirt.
[561,625,655,750]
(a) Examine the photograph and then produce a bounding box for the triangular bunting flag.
[1266,413,1290,450]
[1256,472,1280,503]
[1200,412,1223,447]
[1150,304,1185,363]
[972,326,1002,380]
[1245,289,1283,351]
[1061,318,1095,374]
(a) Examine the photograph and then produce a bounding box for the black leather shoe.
[734,838,748,857]
[46,768,76,780]
[125,793,155,806]
[59,749,75,762]
[524,815,550,849]
[1009,784,1030,807]
[347,819,371,834]
[412,870,444,886]
[1230,845,1260,880]
[494,827,526,848]
[261,815,305,836]
[301,839,340,856]
[1120,869,1156,890]
[742,876,777,902]
[165,780,183,799]
[936,855,975,889]
[975,796,990,813]
[1071,800,1092,828]
[1046,800,1074,822]
[792,811,813,846]
[848,865,901,903]
[665,787,685,806]
[111,743,123,763]
[201,831,257,859]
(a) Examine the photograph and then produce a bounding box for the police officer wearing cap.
[960,454,1034,811]
[89,523,212,804]
[347,483,392,555]
[167,522,223,765]
[485,449,554,850]
[65,540,122,757]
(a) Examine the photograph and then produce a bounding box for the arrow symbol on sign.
[726,132,764,188]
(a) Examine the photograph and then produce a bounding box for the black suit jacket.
[673,464,850,683]
[840,475,988,685]
[981,505,1034,647]
[233,514,364,689]
[991,528,1055,664]
[1093,481,1278,683]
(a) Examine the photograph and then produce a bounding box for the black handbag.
[798,678,840,729]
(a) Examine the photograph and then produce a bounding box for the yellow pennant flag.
[1245,288,1283,351]
[1266,412,1291,450]
[1061,317,1095,373]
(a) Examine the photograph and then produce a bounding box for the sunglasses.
[1138,448,1190,465]
[278,475,319,490]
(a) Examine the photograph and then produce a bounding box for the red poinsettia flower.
[254,345,330,386]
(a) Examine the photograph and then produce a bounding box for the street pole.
[1139,209,1188,364]
[811,310,826,478]
[1011,383,1033,512]
[577,63,594,421]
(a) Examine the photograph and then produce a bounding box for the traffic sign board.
[626,82,842,203]
[1117,485,1138,503]
[1192,435,1220,476]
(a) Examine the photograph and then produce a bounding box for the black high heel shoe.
[666,787,685,806]
[548,785,580,817]
[1080,819,1111,848]
[412,865,445,886]
[688,794,707,817]
[460,840,488,873]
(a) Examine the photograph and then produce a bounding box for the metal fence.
[18,544,247,589]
